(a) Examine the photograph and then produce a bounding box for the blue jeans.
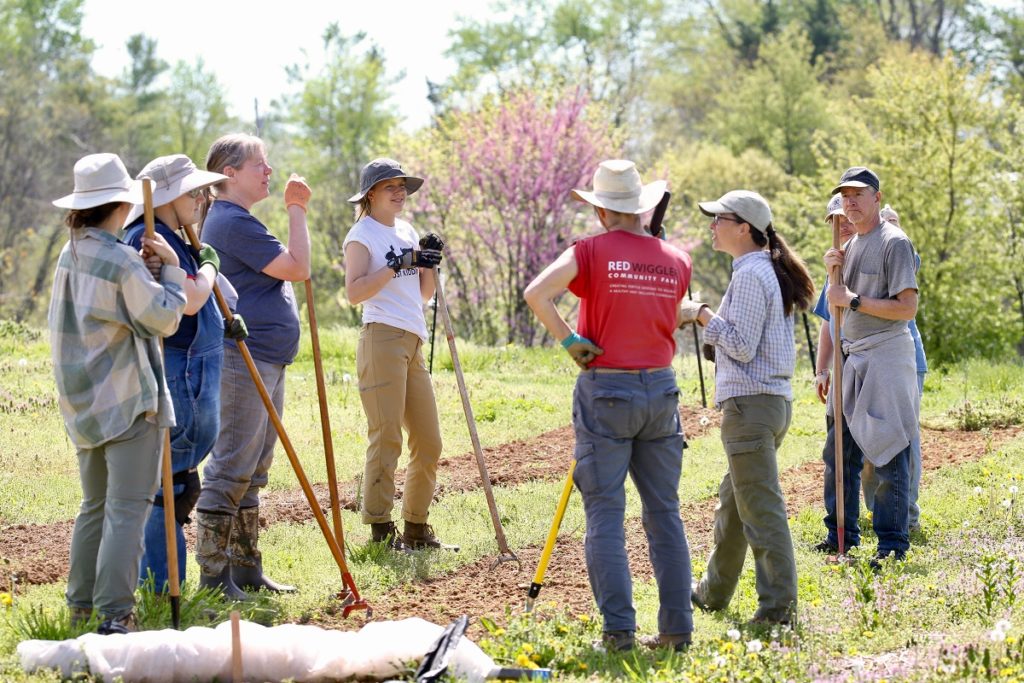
[863,371,925,528]
[140,340,223,590]
[571,368,692,637]
[822,416,911,556]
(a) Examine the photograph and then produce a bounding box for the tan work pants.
[357,323,442,524]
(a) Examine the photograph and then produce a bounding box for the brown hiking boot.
[69,606,93,629]
[403,522,459,551]
[638,633,691,652]
[97,612,137,635]
[371,521,408,551]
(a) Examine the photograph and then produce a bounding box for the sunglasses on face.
[187,188,206,199]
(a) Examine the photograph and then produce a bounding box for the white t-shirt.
[343,216,429,340]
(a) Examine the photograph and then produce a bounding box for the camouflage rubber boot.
[230,506,296,593]
[195,510,249,601]
[370,521,409,551]
[403,521,459,551]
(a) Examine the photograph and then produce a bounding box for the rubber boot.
[403,521,459,551]
[230,506,296,593]
[195,510,249,601]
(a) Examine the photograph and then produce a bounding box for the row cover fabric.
[18,617,496,682]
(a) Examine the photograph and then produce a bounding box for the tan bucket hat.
[124,154,228,225]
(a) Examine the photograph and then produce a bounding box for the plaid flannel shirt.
[48,228,187,449]
[703,251,795,405]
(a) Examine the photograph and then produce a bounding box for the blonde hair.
[205,133,265,193]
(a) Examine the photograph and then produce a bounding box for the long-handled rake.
[524,461,575,613]
[180,220,369,617]
[304,276,368,612]
[433,270,519,568]
[141,178,182,629]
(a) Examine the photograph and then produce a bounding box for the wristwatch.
[849,294,862,311]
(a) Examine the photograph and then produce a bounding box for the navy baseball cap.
[831,166,880,195]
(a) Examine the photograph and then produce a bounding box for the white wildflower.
[974,486,983,495]
[746,639,763,653]
[713,655,728,667]
[699,415,710,427]
[1002,499,1012,508]
[343,373,352,384]
[989,628,1007,642]
[1010,485,1019,495]
[996,619,1012,633]
[18,358,28,367]
[727,628,741,641]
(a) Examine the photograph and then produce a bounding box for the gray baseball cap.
[698,190,772,234]
[348,158,423,204]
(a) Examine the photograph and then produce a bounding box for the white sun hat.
[571,159,666,215]
[124,154,228,225]
[52,153,144,210]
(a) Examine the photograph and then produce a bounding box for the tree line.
[3,0,1024,365]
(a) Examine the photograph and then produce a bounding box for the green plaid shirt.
[48,228,187,449]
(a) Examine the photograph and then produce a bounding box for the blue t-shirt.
[202,200,299,365]
[124,219,224,350]
[813,275,927,373]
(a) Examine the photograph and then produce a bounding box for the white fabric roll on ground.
[18,617,497,682]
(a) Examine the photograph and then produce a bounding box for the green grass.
[1,320,1023,681]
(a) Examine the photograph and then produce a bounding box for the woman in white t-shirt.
[342,158,453,551]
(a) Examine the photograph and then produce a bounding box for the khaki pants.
[357,323,442,524]
[697,394,797,621]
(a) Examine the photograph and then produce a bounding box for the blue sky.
[80,0,497,132]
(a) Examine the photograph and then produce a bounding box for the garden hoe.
[141,178,181,629]
[524,461,576,613]
[829,211,847,562]
[434,269,519,569]
[181,219,370,617]
[648,191,707,408]
[305,276,369,615]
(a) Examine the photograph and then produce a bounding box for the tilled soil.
[1,411,1016,633]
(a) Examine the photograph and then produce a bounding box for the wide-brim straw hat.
[52,153,144,209]
[124,154,228,226]
[571,160,666,215]
[348,158,424,204]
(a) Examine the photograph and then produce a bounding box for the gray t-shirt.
[841,221,918,343]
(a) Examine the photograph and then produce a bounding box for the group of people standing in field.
[525,160,921,651]
[48,139,921,649]
[49,136,450,635]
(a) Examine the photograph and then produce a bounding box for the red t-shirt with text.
[568,230,692,369]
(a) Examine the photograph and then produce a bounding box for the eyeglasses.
[187,188,206,199]
[712,214,742,226]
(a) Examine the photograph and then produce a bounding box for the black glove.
[419,233,445,252]
[387,248,442,272]
[702,343,716,363]
[225,314,248,341]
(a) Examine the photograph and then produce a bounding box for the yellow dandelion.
[578,614,591,623]
[578,662,588,671]
[863,631,874,638]
[521,643,534,654]
[0,593,11,608]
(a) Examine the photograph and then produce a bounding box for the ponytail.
[751,225,815,316]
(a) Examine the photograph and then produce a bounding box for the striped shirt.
[703,251,794,404]
[48,228,187,448]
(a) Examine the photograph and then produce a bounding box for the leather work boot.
[97,611,137,635]
[638,633,691,652]
[370,521,409,551]
[195,510,249,601]
[230,506,296,593]
[403,521,459,551]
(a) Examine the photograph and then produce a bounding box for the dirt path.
[1,417,1016,620]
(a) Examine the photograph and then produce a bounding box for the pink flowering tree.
[405,87,617,345]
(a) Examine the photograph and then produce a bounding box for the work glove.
[419,233,445,252]
[702,343,716,363]
[285,173,312,212]
[814,369,830,404]
[224,314,248,341]
[387,248,443,272]
[561,332,603,370]
[678,299,709,327]
[197,243,220,276]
